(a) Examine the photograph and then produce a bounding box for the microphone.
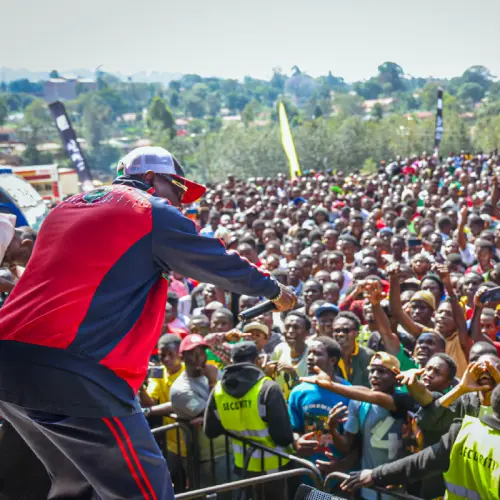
[238,300,276,322]
[294,485,347,500]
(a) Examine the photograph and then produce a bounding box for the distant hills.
[0,67,183,85]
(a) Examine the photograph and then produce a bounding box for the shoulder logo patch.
[82,187,112,204]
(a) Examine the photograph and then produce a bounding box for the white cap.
[242,322,269,337]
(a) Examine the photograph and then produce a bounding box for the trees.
[0,97,8,126]
[187,119,208,135]
[457,83,485,104]
[270,68,287,92]
[241,100,258,127]
[461,66,494,91]
[179,74,203,90]
[324,71,348,92]
[183,92,206,118]
[285,73,318,107]
[18,99,53,165]
[8,79,43,94]
[49,70,60,79]
[354,79,383,100]
[371,103,384,121]
[98,87,128,120]
[206,94,221,118]
[333,94,364,117]
[226,92,250,114]
[473,115,500,152]
[169,90,180,109]
[420,82,441,110]
[79,94,112,151]
[147,96,176,139]
[377,62,406,93]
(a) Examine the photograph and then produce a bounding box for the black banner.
[434,87,444,150]
[48,101,93,192]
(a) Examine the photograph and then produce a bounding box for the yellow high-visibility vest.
[213,376,291,472]
[443,415,500,500]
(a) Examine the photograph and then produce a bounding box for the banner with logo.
[434,87,444,153]
[278,101,301,180]
[48,101,93,192]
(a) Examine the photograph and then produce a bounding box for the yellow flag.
[278,101,301,180]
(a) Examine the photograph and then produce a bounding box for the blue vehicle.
[0,168,49,230]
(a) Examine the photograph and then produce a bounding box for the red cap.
[179,334,209,354]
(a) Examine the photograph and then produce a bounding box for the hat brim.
[172,175,206,204]
[180,341,209,353]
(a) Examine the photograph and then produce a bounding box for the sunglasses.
[157,174,188,199]
[332,327,354,335]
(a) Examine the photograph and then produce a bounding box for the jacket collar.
[113,175,152,193]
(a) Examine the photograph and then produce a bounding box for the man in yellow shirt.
[139,334,186,491]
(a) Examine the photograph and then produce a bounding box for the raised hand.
[224,329,243,342]
[485,359,500,385]
[396,368,425,388]
[327,402,349,433]
[315,451,340,475]
[433,263,451,285]
[363,280,384,305]
[387,262,401,280]
[295,431,319,457]
[474,286,490,308]
[458,362,491,393]
[299,366,333,388]
[276,362,298,376]
[460,204,468,223]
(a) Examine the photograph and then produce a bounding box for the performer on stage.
[0,146,297,500]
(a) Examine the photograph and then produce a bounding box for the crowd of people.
[133,150,500,499]
[2,149,500,499]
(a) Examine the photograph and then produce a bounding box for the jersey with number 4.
[344,394,415,500]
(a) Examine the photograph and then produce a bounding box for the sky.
[3,0,500,82]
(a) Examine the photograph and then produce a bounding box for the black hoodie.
[204,363,293,448]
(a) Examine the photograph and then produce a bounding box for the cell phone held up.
[479,287,500,304]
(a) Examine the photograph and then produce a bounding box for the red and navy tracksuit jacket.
[0,178,279,417]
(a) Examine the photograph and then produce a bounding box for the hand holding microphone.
[238,284,297,322]
[272,284,298,312]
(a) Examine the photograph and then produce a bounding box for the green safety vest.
[443,415,500,500]
[213,376,291,472]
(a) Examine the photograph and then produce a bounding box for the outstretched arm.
[457,204,468,251]
[388,264,424,338]
[300,370,397,412]
[340,422,461,493]
[152,200,295,309]
[435,264,472,354]
[397,369,433,407]
[365,280,400,355]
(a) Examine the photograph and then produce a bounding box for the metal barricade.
[175,468,317,499]
[152,419,198,492]
[324,472,424,500]
[152,419,324,499]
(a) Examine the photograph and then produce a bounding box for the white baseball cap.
[117,146,206,204]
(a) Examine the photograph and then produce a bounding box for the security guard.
[341,382,500,499]
[204,341,294,474]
